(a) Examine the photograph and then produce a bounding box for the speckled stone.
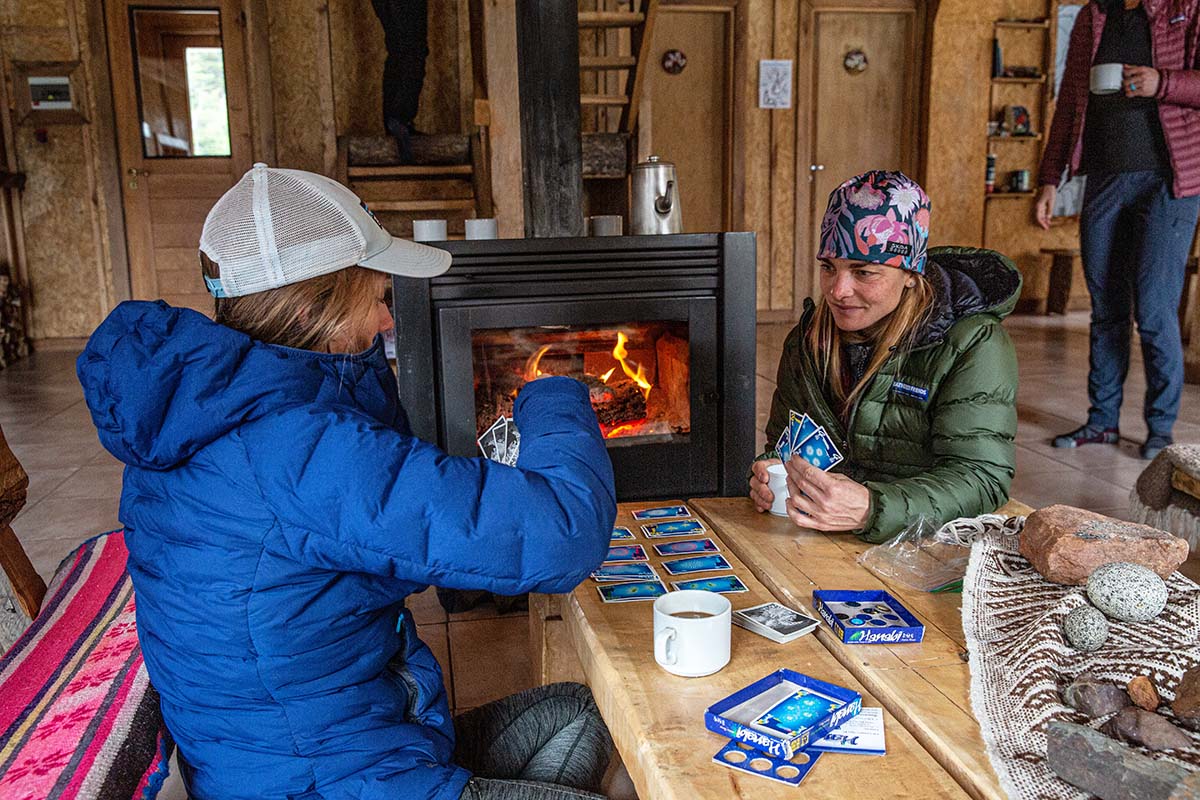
[1064,605,1109,652]
[1086,562,1169,623]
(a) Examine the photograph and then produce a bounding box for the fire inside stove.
[472,321,691,443]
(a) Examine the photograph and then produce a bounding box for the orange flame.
[605,422,640,439]
[523,344,552,382]
[600,367,616,383]
[612,332,652,395]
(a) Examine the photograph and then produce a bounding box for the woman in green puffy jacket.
[749,170,1021,543]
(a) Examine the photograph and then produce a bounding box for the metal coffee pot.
[631,156,682,235]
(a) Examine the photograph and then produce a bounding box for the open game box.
[812,589,925,644]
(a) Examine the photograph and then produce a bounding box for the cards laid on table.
[591,562,659,582]
[641,519,706,538]
[660,554,732,576]
[610,526,635,540]
[670,574,749,594]
[753,688,840,736]
[651,538,719,557]
[733,602,821,643]
[596,580,668,603]
[808,707,886,756]
[631,504,691,521]
[775,410,844,472]
[477,416,520,466]
[604,544,648,563]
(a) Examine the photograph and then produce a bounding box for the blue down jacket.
[77,301,616,800]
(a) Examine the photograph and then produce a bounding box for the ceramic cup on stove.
[1090,63,1123,95]
[653,589,731,677]
[412,219,447,242]
[465,218,498,240]
[767,463,790,517]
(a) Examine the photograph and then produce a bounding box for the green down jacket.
[763,247,1022,543]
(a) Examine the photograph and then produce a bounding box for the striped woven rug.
[0,530,173,800]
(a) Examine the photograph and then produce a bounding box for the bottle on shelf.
[985,153,997,194]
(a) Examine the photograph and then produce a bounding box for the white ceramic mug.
[653,590,731,677]
[767,463,790,517]
[412,219,447,242]
[465,218,498,240]
[1090,63,1123,95]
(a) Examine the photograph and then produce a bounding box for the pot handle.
[655,181,674,215]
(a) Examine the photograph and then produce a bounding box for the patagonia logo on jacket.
[890,380,929,402]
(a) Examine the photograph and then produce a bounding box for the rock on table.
[1019,505,1188,585]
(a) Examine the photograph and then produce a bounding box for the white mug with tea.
[653,589,732,677]
[1090,63,1124,95]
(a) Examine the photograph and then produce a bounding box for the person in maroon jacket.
[1037,0,1200,460]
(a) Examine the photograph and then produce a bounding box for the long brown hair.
[805,273,935,417]
[201,253,385,353]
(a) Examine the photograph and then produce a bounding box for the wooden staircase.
[578,0,658,182]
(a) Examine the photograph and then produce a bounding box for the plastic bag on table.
[857,513,1025,593]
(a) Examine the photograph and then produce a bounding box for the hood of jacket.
[917,246,1022,345]
[77,300,402,470]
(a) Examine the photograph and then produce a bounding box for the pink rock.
[1019,505,1188,586]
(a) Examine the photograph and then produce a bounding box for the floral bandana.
[817,170,931,274]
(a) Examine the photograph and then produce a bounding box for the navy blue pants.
[1080,171,1200,437]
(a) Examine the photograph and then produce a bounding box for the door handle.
[810,164,825,172]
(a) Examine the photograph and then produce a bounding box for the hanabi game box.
[811,589,925,645]
[704,669,862,759]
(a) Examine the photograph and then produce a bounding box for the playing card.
[502,421,520,466]
[733,602,821,642]
[651,538,720,557]
[670,574,749,594]
[753,688,842,736]
[775,427,792,462]
[596,580,668,603]
[610,526,635,540]
[788,412,819,457]
[591,562,659,582]
[796,427,843,471]
[603,544,649,563]
[712,739,821,787]
[659,554,732,575]
[477,416,508,462]
[631,505,691,521]
[640,519,706,538]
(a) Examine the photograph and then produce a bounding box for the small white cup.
[653,589,731,678]
[1090,63,1123,95]
[465,218,498,240]
[767,463,790,517]
[412,219,447,242]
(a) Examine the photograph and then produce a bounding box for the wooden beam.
[620,0,659,133]
[577,11,645,27]
[515,0,585,238]
[0,525,44,621]
[482,0,525,238]
[580,54,637,70]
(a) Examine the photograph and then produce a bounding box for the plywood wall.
[0,0,120,341]
[924,0,1081,307]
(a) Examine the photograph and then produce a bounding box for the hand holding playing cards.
[749,458,782,512]
[784,459,870,532]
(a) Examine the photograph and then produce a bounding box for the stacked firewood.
[0,265,29,369]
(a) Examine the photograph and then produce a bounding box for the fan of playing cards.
[477,416,520,466]
[776,411,844,471]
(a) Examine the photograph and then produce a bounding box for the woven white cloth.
[961,524,1200,799]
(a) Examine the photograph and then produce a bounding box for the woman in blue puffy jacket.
[77,164,620,800]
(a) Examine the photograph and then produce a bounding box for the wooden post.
[514,0,585,238]
[482,0,525,238]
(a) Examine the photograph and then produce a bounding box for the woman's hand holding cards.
[784,459,870,532]
[749,458,781,512]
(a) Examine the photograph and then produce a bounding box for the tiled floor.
[2,312,1191,711]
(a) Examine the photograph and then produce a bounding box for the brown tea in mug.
[671,611,715,620]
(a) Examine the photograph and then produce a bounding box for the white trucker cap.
[199,163,451,298]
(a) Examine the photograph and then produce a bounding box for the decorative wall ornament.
[661,49,687,75]
[844,49,868,75]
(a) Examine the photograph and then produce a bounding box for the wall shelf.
[994,19,1050,29]
[989,133,1043,142]
[992,76,1047,84]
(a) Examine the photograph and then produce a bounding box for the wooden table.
[556,501,971,800]
[688,497,1033,800]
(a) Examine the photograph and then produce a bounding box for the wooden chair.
[0,423,45,652]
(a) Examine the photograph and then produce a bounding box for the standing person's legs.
[1129,175,1200,451]
[370,0,429,135]
[1080,173,1138,432]
[455,682,614,800]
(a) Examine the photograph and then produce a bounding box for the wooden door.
[640,6,734,233]
[802,2,920,298]
[106,0,252,314]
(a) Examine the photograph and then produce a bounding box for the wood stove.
[391,233,756,500]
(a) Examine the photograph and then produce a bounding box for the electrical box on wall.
[12,62,86,124]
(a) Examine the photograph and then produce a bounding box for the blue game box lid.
[811,589,925,645]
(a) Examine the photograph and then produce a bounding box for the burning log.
[582,374,647,427]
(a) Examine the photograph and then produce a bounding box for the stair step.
[581,94,630,106]
[365,199,476,213]
[349,165,473,179]
[577,11,644,28]
[579,55,637,71]
[346,134,470,167]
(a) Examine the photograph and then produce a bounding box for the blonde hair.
[806,273,935,417]
[200,253,385,353]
